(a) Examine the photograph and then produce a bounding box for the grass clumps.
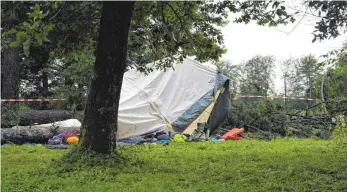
[2,139,347,192]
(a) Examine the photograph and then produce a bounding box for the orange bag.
[66,136,79,145]
[220,128,245,140]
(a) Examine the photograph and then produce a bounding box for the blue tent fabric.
[171,73,230,133]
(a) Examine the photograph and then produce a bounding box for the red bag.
[220,128,245,140]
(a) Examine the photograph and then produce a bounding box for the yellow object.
[66,136,79,145]
[173,134,187,143]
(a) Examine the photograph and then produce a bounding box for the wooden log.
[287,127,310,137]
[246,125,281,138]
[17,110,84,126]
[1,126,80,144]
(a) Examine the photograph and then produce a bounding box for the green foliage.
[1,103,20,127]
[332,115,347,145]
[3,3,55,56]
[225,99,334,139]
[2,139,347,191]
[233,1,295,27]
[231,55,275,96]
[215,60,238,94]
[128,1,230,73]
[318,57,347,100]
[52,45,95,110]
[297,55,322,98]
[307,1,347,42]
[235,1,347,43]
[3,1,346,106]
[280,55,322,98]
[315,43,347,115]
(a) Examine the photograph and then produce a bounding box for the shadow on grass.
[50,145,148,173]
[1,145,150,191]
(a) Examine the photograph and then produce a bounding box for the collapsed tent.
[117,58,230,139]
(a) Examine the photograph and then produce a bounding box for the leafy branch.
[2,4,55,56]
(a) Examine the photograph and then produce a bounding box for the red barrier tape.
[234,96,317,101]
[1,98,65,102]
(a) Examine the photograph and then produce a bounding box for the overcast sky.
[221,3,347,94]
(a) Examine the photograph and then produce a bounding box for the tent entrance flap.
[183,88,223,134]
[171,73,230,134]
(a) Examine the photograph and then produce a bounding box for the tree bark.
[1,126,80,144]
[1,9,21,127]
[79,1,135,154]
[17,110,84,126]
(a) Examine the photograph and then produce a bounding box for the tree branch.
[48,2,66,21]
[162,1,203,53]
[287,5,308,35]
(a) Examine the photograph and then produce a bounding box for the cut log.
[287,127,310,137]
[1,126,80,144]
[246,125,281,138]
[17,110,84,126]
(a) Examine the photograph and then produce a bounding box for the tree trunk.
[17,110,84,126]
[1,10,21,127]
[284,73,287,110]
[79,1,135,154]
[1,126,80,144]
[1,46,21,127]
[1,110,83,128]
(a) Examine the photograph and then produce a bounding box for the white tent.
[117,58,230,139]
[31,58,230,139]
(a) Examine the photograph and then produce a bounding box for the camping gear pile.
[46,130,80,149]
[44,124,245,149]
[115,124,245,146]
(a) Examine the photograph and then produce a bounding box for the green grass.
[2,139,347,192]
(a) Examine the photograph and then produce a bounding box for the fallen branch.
[18,110,84,126]
[287,127,310,137]
[1,126,80,144]
[245,125,281,138]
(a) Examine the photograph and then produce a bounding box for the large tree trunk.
[1,126,80,144]
[1,9,21,127]
[17,110,84,126]
[1,46,21,127]
[1,110,83,127]
[79,2,135,154]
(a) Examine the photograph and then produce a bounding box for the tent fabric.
[208,80,231,136]
[171,73,229,132]
[117,58,230,139]
[182,88,222,134]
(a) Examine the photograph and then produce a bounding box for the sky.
[221,3,347,94]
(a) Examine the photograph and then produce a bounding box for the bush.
[224,99,334,139]
[332,115,347,145]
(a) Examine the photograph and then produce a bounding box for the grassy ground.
[1,138,347,192]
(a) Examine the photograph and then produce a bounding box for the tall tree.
[296,55,322,100]
[2,2,100,108]
[316,40,347,114]
[78,2,135,153]
[280,58,305,97]
[216,60,238,94]
[239,56,275,96]
[2,1,347,153]
[1,2,29,126]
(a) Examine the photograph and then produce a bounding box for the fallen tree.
[17,110,84,126]
[1,126,80,144]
